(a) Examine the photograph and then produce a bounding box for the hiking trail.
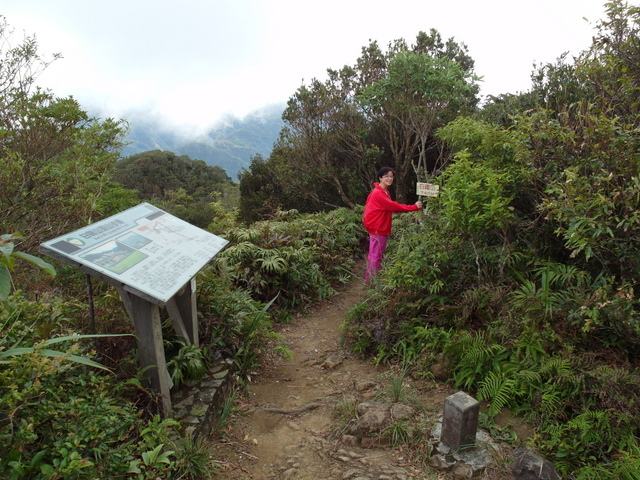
[211,262,512,480]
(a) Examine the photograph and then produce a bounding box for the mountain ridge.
[118,103,285,180]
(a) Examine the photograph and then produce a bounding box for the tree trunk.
[330,173,356,208]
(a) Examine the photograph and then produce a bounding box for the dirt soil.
[211,263,513,479]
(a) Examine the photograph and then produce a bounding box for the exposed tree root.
[245,402,323,415]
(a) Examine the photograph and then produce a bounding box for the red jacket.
[363,183,419,235]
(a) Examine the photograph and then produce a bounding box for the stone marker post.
[440,391,480,452]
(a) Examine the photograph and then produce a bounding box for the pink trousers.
[365,234,388,284]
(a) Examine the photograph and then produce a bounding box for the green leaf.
[0,234,17,259]
[0,264,10,301]
[142,444,164,465]
[127,459,142,473]
[157,450,174,464]
[12,251,56,276]
[0,335,131,371]
[40,464,55,475]
[31,450,47,466]
[0,243,13,260]
[40,333,132,346]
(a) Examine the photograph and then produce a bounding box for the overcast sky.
[3,0,609,135]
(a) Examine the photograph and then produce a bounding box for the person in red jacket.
[363,167,422,283]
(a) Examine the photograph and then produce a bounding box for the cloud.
[3,0,606,132]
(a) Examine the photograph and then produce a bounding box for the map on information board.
[39,203,228,303]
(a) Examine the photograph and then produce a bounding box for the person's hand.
[416,200,423,209]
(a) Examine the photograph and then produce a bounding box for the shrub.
[217,207,363,311]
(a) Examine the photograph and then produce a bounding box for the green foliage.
[92,182,141,218]
[237,153,286,222]
[359,50,479,199]
[114,150,230,198]
[113,150,237,228]
[130,416,217,480]
[196,263,281,383]
[253,29,479,212]
[0,339,181,479]
[541,116,640,280]
[445,332,509,392]
[206,196,240,235]
[166,340,209,389]
[0,284,205,479]
[218,207,362,310]
[0,236,117,371]
[0,233,55,303]
[573,448,640,480]
[477,92,538,127]
[0,324,214,479]
[440,153,514,249]
[539,409,638,475]
[343,14,640,478]
[230,295,278,382]
[511,262,591,320]
[511,261,640,352]
[0,20,130,250]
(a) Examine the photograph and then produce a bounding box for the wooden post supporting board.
[118,281,196,416]
[119,287,174,416]
[165,278,198,347]
[118,288,173,417]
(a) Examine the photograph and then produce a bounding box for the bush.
[0,289,214,479]
[217,207,364,311]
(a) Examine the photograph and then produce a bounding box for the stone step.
[171,357,237,439]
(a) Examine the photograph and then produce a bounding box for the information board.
[40,203,228,304]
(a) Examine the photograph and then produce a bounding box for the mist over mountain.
[118,103,285,180]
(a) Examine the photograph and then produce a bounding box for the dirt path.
[210,265,476,479]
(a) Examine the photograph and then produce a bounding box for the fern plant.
[445,331,509,391]
[476,356,575,419]
[538,409,625,474]
[217,208,360,312]
[477,370,519,417]
[510,261,596,323]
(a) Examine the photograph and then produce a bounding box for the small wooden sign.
[416,183,440,197]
